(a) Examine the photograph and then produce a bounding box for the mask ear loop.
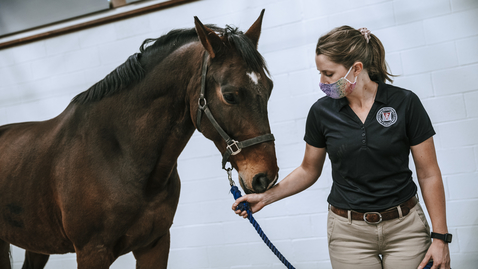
[344,65,357,84]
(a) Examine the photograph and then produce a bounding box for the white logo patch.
[376,107,398,127]
[247,72,260,85]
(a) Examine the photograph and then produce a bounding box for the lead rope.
[227,168,296,269]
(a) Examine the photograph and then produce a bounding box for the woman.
[232,26,451,269]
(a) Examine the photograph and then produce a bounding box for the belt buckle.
[363,212,382,224]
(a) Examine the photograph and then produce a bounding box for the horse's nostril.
[252,173,270,193]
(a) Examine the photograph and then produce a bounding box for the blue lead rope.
[230,184,295,269]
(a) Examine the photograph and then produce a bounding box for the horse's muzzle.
[250,173,278,193]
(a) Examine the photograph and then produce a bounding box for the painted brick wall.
[1,0,477,268]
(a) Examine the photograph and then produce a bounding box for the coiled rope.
[228,169,295,269]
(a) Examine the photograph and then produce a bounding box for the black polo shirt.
[304,81,435,212]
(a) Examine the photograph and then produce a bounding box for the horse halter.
[196,52,275,170]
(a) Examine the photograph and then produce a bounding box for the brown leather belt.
[330,196,418,224]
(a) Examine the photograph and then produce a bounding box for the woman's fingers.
[232,196,251,218]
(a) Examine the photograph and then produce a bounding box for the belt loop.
[347,210,352,224]
[328,204,331,211]
[397,205,403,219]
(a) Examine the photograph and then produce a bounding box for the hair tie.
[358,27,371,43]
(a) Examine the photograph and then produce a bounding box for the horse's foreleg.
[0,240,11,269]
[133,231,170,269]
[21,251,49,269]
[75,245,115,269]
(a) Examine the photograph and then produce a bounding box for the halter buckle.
[227,140,242,155]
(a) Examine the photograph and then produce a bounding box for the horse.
[0,10,279,269]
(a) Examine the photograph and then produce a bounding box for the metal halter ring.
[198,97,207,110]
[363,212,382,224]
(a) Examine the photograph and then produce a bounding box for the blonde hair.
[315,25,394,83]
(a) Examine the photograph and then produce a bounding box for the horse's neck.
[65,51,200,179]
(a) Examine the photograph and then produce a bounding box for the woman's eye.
[223,93,237,104]
[319,72,332,77]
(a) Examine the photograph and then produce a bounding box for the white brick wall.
[1,0,477,268]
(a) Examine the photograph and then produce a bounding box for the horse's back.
[0,120,51,178]
[0,120,59,178]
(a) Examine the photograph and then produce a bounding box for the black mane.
[72,25,268,104]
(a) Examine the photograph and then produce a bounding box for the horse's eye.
[223,93,237,104]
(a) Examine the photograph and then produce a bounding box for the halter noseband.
[196,52,275,169]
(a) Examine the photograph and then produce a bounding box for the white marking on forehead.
[247,72,261,85]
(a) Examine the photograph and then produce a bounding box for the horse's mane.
[71,25,268,104]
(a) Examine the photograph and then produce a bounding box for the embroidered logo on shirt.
[376,107,397,127]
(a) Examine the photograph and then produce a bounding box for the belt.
[330,195,418,224]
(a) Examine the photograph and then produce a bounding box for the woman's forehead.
[315,54,344,71]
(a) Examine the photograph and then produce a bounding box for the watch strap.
[431,232,452,243]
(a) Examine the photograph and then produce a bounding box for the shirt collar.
[374,81,388,105]
[334,81,387,112]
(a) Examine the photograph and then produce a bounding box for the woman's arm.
[411,137,450,269]
[232,143,326,217]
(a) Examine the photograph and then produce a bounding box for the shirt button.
[362,140,366,143]
[362,133,365,137]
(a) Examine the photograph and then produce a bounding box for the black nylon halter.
[196,52,275,169]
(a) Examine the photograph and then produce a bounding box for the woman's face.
[315,54,352,84]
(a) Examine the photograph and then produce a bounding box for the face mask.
[319,66,357,99]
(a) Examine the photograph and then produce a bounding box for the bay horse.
[0,10,278,269]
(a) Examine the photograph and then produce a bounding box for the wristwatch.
[431,232,452,243]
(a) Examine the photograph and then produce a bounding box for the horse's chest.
[119,200,177,250]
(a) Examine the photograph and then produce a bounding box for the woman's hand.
[231,144,327,219]
[232,193,266,218]
[417,240,450,269]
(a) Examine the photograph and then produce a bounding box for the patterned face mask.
[319,66,357,99]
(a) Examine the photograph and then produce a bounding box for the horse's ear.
[194,16,222,58]
[245,9,265,48]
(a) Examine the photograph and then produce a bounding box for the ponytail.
[367,34,394,83]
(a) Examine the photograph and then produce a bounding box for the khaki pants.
[327,203,431,269]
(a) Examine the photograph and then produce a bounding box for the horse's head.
[192,10,279,194]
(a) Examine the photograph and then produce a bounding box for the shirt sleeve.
[406,92,436,146]
[304,103,327,148]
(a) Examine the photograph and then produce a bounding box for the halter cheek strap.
[196,52,209,132]
[196,52,275,169]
